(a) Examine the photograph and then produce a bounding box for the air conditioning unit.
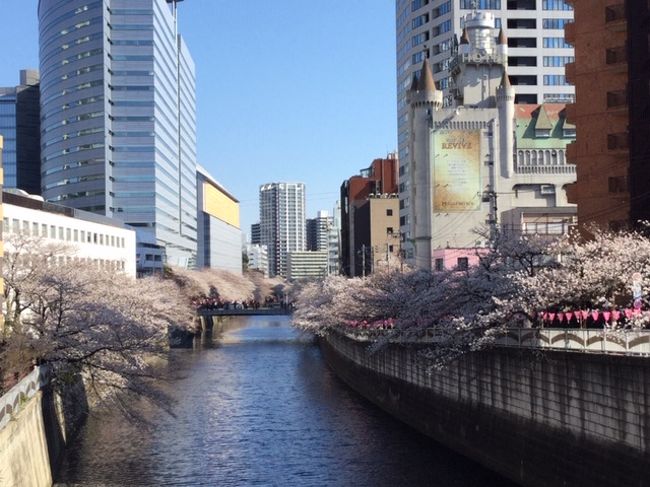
[540,184,555,195]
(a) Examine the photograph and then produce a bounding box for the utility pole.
[361,244,366,278]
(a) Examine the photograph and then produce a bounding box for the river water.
[55,316,513,486]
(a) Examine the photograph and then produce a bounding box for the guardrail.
[340,328,650,357]
[0,366,49,430]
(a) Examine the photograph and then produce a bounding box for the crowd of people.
[192,295,288,311]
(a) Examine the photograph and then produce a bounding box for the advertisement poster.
[432,130,481,212]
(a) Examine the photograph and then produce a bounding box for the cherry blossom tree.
[0,235,193,417]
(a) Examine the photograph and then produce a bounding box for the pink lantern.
[565,311,574,322]
[612,310,621,322]
[557,312,565,323]
[580,310,589,321]
[591,311,600,321]
[624,309,633,319]
[549,313,556,321]
[603,311,611,322]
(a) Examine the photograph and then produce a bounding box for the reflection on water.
[55,316,514,486]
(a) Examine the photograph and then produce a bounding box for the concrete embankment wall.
[322,331,650,487]
[0,391,52,487]
[0,370,87,487]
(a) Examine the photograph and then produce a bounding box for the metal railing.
[0,366,49,430]
[339,328,650,357]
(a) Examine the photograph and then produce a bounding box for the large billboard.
[433,130,481,212]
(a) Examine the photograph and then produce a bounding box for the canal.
[55,316,513,486]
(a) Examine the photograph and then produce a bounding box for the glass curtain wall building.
[395,0,575,258]
[38,0,197,267]
[0,70,41,194]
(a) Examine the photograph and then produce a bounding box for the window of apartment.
[387,227,394,235]
[543,56,574,67]
[607,132,629,150]
[543,37,572,48]
[387,209,393,216]
[12,219,19,233]
[411,0,429,11]
[22,221,30,236]
[50,225,56,239]
[66,228,71,241]
[542,0,572,10]
[543,74,570,85]
[607,90,627,108]
[32,222,39,236]
[41,224,47,237]
[605,4,625,22]
[100,234,104,245]
[58,227,64,240]
[606,46,627,64]
[542,18,572,29]
[608,176,627,193]
[74,229,78,242]
[412,13,429,29]
[461,0,500,8]
[435,258,444,271]
[457,257,469,271]
[111,235,115,247]
[81,230,85,242]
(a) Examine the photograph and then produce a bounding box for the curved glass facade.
[38,0,197,267]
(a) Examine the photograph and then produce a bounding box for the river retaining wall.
[0,367,87,487]
[321,331,650,487]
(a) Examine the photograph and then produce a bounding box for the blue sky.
[0,0,397,235]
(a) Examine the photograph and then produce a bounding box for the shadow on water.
[55,316,515,486]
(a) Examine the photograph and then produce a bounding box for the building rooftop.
[515,104,574,149]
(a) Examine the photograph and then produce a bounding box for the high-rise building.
[564,0,649,230]
[250,222,261,245]
[340,156,399,276]
[0,70,41,194]
[196,165,242,274]
[396,0,575,256]
[306,210,332,251]
[259,182,306,277]
[38,0,197,267]
[407,11,575,270]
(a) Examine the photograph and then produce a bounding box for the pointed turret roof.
[497,28,507,45]
[409,72,419,92]
[460,28,469,45]
[535,105,553,130]
[418,58,436,92]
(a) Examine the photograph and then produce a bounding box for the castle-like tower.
[408,10,575,271]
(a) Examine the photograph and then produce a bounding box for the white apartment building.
[3,191,137,277]
[259,183,306,277]
[396,0,575,256]
[287,251,329,280]
[246,243,269,277]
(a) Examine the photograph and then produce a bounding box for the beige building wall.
[369,197,401,271]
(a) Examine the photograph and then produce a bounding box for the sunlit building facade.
[38,0,197,267]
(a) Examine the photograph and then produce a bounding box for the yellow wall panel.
[203,181,240,228]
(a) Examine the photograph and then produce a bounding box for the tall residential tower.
[38,0,197,267]
[259,182,306,277]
